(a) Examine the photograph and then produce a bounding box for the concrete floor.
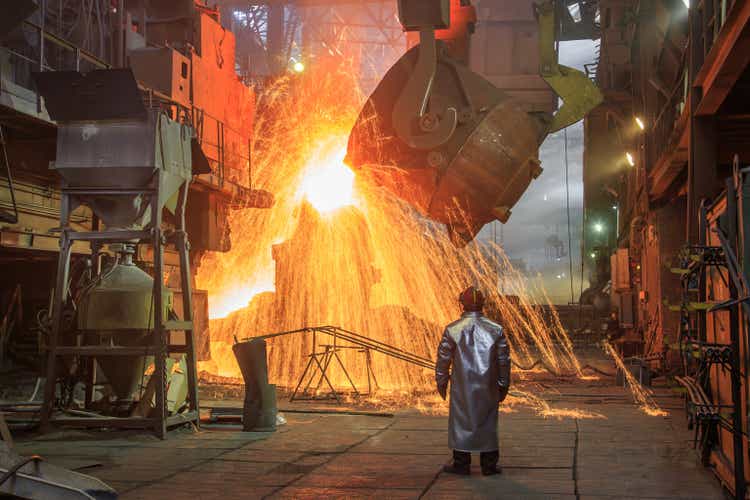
[11,384,726,500]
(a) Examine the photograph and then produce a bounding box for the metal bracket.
[391,28,458,150]
[536,0,603,133]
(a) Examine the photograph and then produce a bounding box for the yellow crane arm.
[537,0,603,133]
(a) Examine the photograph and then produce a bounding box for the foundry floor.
[12,383,728,500]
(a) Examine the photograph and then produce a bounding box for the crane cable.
[564,127,575,304]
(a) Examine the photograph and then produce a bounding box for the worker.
[435,286,511,475]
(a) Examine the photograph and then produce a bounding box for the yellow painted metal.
[537,0,603,133]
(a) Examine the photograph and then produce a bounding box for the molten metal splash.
[509,390,605,420]
[603,341,668,417]
[298,145,356,213]
[196,60,583,395]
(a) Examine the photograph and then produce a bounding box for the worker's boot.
[443,450,471,475]
[481,450,501,475]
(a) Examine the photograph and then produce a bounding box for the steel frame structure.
[219,0,405,88]
[245,325,433,402]
[39,173,201,439]
[296,0,404,89]
[290,340,378,403]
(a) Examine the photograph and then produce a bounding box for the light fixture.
[612,205,617,210]
[635,116,645,130]
[590,252,596,259]
[593,222,604,233]
[626,152,635,167]
[292,61,305,73]
[682,0,689,7]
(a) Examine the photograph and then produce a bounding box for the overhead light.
[682,0,689,7]
[635,117,645,130]
[593,222,604,233]
[626,152,635,167]
[292,61,305,73]
[590,252,596,259]
[612,205,618,210]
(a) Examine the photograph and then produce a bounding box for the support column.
[686,6,718,245]
[267,3,285,74]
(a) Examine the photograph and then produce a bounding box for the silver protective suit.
[435,311,511,452]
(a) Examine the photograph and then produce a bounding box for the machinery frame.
[39,171,201,438]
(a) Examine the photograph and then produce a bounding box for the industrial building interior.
[1,0,750,498]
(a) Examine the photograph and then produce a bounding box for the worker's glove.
[437,383,447,400]
[498,385,509,403]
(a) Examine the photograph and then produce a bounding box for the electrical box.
[129,47,191,107]
[398,0,450,31]
[187,191,231,253]
[611,248,630,292]
[618,292,635,329]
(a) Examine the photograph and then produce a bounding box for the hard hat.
[459,286,484,312]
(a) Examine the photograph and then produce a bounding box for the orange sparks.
[195,57,588,399]
[603,341,668,417]
[298,142,356,214]
[509,390,605,420]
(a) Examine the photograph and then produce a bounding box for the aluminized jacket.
[435,312,510,452]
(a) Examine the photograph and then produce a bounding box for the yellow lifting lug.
[535,0,603,133]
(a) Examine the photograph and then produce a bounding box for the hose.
[0,455,43,487]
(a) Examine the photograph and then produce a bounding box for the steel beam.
[694,1,750,116]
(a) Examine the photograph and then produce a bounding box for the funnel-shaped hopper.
[33,69,192,230]
[77,262,173,399]
[347,43,549,245]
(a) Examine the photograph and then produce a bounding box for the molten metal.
[298,143,356,213]
[197,60,582,399]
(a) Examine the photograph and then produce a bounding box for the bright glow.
[612,205,618,210]
[682,0,689,7]
[293,61,305,73]
[590,252,596,259]
[635,117,645,130]
[626,152,635,167]
[195,63,588,400]
[567,3,582,22]
[209,280,275,319]
[593,222,604,233]
[298,144,355,213]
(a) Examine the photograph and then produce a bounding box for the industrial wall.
[588,0,750,494]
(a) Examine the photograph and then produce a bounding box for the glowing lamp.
[293,61,305,73]
[593,222,604,233]
[625,152,635,167]
[635,117,645,130]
